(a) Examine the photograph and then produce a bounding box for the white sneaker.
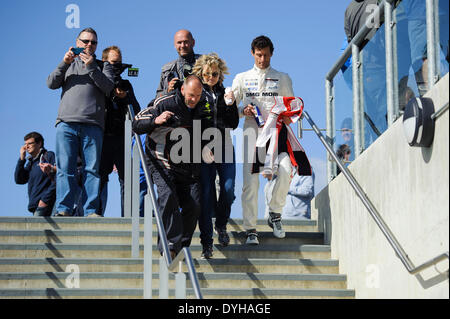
[245,230,259,245]
[268,212,285,238]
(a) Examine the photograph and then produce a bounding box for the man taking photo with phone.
[47,27,114,217]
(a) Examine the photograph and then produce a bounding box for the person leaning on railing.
[132,75,205,259]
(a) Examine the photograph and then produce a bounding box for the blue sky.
[0,0,350,218]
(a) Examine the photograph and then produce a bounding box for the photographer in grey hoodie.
[47,27,114,217]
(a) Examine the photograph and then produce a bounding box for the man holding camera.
[155,29,200,98]
[47,27,114,217]
[98,46,141,217]
[133,75,205,258]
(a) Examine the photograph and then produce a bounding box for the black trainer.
[215,226,230,247]
[201,245,213,259]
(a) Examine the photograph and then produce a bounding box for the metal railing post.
[159,256,169,299]
[175,261,187,299]
[124,114,132,217]
[143,193,153,299]
[326,79,336,181]
[131,142,140,258]
[385,0,399,126]
[426,0,439,88]
[352,44,363,157]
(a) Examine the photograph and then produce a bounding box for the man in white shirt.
[231,35,295,245]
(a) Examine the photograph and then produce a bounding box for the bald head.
[181,75,203,109]
[174,29,195,57]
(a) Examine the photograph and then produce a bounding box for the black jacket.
[104,80,141,137]
[132,88,205,178]
[196,83,239,162]
[14,149,56,212]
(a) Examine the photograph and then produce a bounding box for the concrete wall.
[311,73,449,298]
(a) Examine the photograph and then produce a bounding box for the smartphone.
[71,47,84,55]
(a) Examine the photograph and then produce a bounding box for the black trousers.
[147,158,201,255]
[99,135,125,216]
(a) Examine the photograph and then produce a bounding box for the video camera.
[168,64,193,91]
[111,62,139,91]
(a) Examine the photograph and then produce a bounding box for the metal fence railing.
[299,0,449,277]
[307,0,448,182]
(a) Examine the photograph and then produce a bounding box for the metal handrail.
[303,110,449,275]
[127,105,203,299]
[326,0,387,82]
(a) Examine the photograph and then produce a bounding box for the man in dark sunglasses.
[47,27,114,218]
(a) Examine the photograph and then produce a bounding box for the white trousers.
[242,126,293,230]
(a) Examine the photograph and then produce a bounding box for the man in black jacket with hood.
[133,75,205,258]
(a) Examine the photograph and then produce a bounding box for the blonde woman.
[193,53,239,259]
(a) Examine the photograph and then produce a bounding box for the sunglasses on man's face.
[78,38,98,45]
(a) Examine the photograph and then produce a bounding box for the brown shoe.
[55,211,71,217]
[87,213,103,218]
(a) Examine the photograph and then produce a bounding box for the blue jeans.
[199,151,236,247]
[55,122,103,216]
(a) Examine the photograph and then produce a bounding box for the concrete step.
[0,271,349,290]
[0,217,318,233]
[0,229,324,246]
[0,287,355,299]
[0,243,331,260]
[0,258,340,274]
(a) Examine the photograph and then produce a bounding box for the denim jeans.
[55,122,103,216]
[199,151,236,247]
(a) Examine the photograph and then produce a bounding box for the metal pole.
[175,262,186,299]
[303,110,449,275]
[183,247,203,299]
[385,0,396,127]
[297,117,303,139]
[392,3,400,119]
[143,193,153,299]
[303,110,414,269]
[326,79,336,182]
[433,0,441,79]
[131,143,140,258]
[124,114,132,217]
[426,0,438,89]
[159,256,169,299]
[352,44,363,157]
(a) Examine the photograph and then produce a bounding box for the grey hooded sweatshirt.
[47,57,114,130]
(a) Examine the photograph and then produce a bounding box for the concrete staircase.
[0,217,355,299]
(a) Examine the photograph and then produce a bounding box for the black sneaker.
[215,226,230,247]
[201,245,213,259]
